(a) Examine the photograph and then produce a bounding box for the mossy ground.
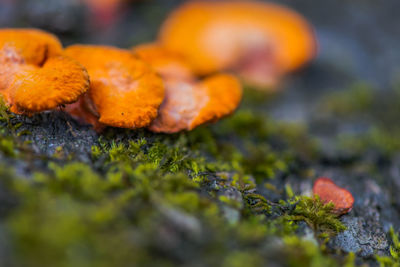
[1,82,400,266]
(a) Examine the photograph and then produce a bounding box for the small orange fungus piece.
[159,1,317,88]
[313,177,354,215]
[149,73,242,133]
[64,45,165,129]
[0,28,89,114]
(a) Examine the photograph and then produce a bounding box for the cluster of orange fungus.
[1,1,314,132]
[0,28,89,114]
[133,44,242,133]
[64,45,164,129]
[313,177,354,215]
[159,1,317,88]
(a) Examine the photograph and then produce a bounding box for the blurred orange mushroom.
[64,45,165,129]
[133,44,242,133]
[82,0,124,29]
[133,43,195,81]
[0,28,89,114]
[159,1,317,88]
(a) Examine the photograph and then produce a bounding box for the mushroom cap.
[0,28,62,65]
[0,28,89,114]
[132,43,195,81]
[159,1,317,76]
[64,45,165,129]
[149,73,242,133]
[9,56,90,114]
[190,73,242,129]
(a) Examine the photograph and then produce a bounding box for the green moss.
[243,193,271,214]
[0,137,17,157]
[343,252,356,267]
[0,97,10,123]
[0,96,360,266]
[319,82,374,116]
[376,227,400,267]
[222,251,263,267]
[284,195,346,235]
[338,127,400,157]
[0,98,33,159]
[283,235,338,267]
[319,81,400,159]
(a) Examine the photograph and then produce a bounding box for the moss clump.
[92,135,208,176]
[283,195,346,235]
[0,98,32,158]
[243,193,271,214]
[0,97,10,123]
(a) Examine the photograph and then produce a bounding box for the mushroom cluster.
[133,43,242,133]
[0,1,317,132]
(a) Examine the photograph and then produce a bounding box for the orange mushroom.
[133,43,195,81]
[64,45,165,129]
[149,74,242,133]
[133,44,242,133]
[0,28,89,114]
[159,1,317,88]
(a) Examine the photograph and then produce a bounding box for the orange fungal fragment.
[64,45,165,129]
[313,177,354,215]
[159,1,317,88]
[0,28,90,114]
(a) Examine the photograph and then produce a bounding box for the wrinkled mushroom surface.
[0,28,89,114]
[64,45,165,129]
